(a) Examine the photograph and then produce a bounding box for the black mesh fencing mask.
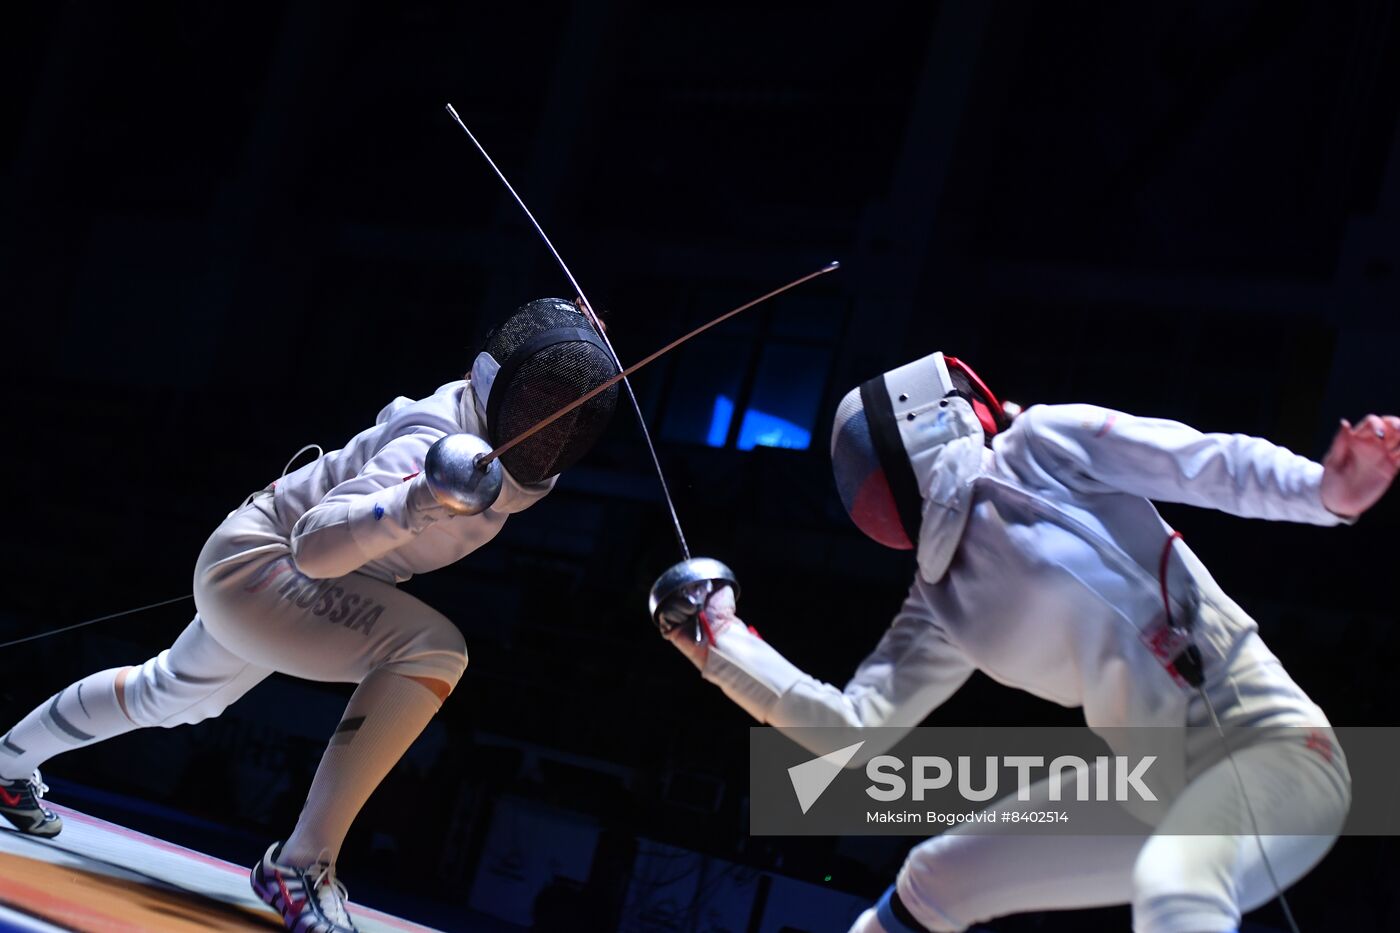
[477,298,620,484]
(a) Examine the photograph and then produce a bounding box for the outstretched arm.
[999,404,1399,524]
[666,585,974,755]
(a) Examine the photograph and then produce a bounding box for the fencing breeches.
[1,492,468,863]
[852,637,1350,933]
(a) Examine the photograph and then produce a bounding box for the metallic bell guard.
[648,557,741,635]
[424,434,504,515]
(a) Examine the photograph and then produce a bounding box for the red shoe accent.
[277,874,307,919]
[0,787,21,806]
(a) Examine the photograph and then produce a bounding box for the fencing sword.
[2,263,836,652]
[444,103,697,558]
[442,103,837,637]
[443,103,835,558]
[1,113,837,652]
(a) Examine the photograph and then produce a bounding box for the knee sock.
[280,670,442,867]
[0,668,137,781]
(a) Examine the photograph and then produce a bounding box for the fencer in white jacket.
[664,351,1400,933]
[0,298,621,933]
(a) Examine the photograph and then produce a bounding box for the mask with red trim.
[943,355,1009,440]
[830,351,1011,581]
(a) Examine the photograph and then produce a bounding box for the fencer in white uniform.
[0,298,620,933]
[661,351,1400,933]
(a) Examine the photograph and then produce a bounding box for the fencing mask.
[830,351,1009,582]
[469,298,620,485]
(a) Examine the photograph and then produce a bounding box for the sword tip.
[824,259,841,271]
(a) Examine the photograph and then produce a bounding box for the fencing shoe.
[0,770,62,837]
[251,842,359,933]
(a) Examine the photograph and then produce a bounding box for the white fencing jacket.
[699,404,1347,748]
[271,380,553,584]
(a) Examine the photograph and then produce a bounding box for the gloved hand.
[664,585,741,668]
[1322,414,1400,518]
[406,472,448,516]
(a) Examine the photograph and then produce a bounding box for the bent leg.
[853,761,1157,932]
[0,616,269,780]
[1132,729,1349,933]
[263,573,469,866]
[870,767,1150,932]
[194,504,470,867]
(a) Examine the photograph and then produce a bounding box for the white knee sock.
[280,670,442,867]
[0,668,137,780]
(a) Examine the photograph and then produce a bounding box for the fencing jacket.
[699,404,1348,755]
[271,380,553,584]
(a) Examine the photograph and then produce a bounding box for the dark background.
[2,1,1398,931]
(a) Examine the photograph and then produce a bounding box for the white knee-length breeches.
[125,492,468,731]
[854,637,1350,933]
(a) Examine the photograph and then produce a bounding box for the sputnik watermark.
[866,754,1157,803]
[861,753,1155,828]
[750,725,1392,836]
[787,741,865,814]
[788,743,1156,817]
[866,809,1071,825]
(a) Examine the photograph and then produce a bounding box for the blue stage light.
[707,395,736,447]
[708,394,813,450]
[737,407,812,450]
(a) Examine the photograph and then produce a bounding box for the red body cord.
[697,609,717,644]
[1158,530,1185,627]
